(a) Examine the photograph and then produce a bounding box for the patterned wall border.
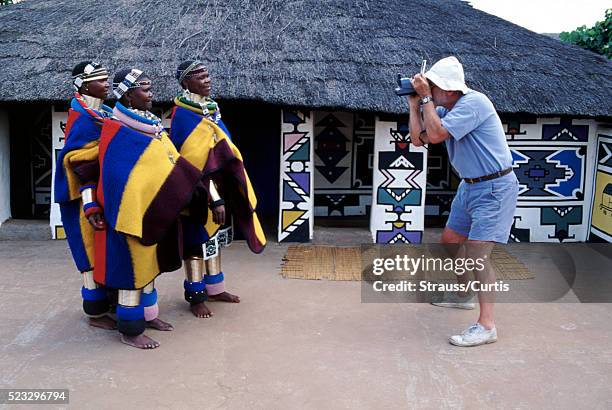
[278,110,314,242]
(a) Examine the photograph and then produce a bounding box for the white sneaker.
[449,323,497,347]
[431,292,476,310]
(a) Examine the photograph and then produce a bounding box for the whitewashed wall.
[0,110,10,225]
[50,107,68,239]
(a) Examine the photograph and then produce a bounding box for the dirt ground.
[0,229,611,409]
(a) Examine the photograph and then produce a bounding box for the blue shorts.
[446,172,519,243]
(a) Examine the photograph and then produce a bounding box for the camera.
[394,75,416,96]
[394,59,427,97]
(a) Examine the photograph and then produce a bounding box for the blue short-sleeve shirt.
[436,90,512,179]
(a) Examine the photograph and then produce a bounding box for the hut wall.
[50,107,67,239]
[313,111,374,217]
[420,116,603,243]
[278,110,314,242]
[0,110,10,224]
[588,127,612,242]
[371,116,428,244]
[505,117,598,242]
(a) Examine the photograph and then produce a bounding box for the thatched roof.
[0,0,611,118]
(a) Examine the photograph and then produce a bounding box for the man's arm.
[421,101,450,144]
[411,74,451,144]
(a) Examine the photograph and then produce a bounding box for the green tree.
[560,8,611,59]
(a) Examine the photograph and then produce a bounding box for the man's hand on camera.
[411,74,431,97]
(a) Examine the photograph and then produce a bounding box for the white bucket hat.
[424,56,469,94]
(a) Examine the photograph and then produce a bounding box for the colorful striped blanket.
[53,97,111,273]
[94,119,202,289]
[170,101,266,254]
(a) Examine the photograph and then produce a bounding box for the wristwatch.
[420,96,433,105]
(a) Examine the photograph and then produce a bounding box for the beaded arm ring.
[80,183,101,217]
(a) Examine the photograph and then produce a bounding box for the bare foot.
[89,315,117,330]
[208,291,240,303]
[146,318,174,331]
[120,333,160,349]
[190,302,213,318]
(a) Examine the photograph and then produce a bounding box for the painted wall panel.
[589,131,612,242]
[370,117,427,244]
[506,117,598,242]
[278,110,314,242]
[313,111,373,217]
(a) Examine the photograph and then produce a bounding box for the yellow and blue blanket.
[94,119,202,290]
[170,102,266,254]
[54,98,110,272]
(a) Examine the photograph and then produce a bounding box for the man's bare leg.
[441,227,471,295]
[448,240,498,347]
[466,240,496,330]
[431,227,476,308]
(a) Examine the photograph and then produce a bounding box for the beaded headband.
[112,69,151,99]
[177,61,207,84]
[72,62,109,91]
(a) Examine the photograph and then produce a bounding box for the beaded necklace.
[127,107,163,124]
[113,102,177,164]
[73,92,112,123]
[178,90,222,124]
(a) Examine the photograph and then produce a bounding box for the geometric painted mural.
[371,117,427,244]
[510,206,585,242]
[511,147,586,200]
[542,118,589,142]
[278,110,314,242]
[506,117,597,242]
[313,111,373,217]
[589,132,612,242]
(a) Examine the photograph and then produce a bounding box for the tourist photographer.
[408,56,519,347]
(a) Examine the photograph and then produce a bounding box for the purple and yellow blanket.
[170,102,266,254]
